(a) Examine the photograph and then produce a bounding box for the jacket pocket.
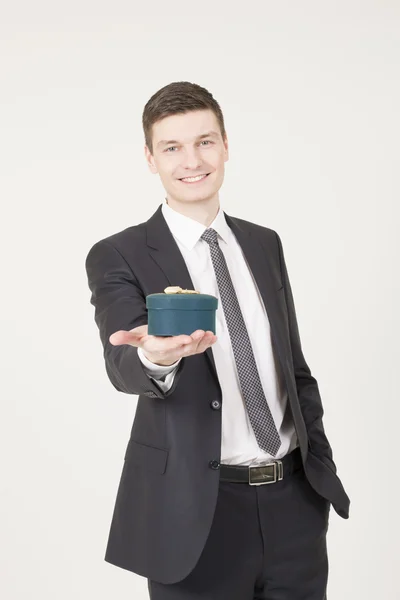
[124,439,169,474]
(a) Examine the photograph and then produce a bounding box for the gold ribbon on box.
[164,286,200,295]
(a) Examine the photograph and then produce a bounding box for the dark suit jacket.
[85,204,350,584]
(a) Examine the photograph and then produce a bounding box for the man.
[85,81,350,599]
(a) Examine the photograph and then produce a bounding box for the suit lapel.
[145,204,286,387]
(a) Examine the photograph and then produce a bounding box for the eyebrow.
[156,130,220,148]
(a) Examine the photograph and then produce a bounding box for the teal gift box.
[146,287,218,336]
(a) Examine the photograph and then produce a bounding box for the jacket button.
[209,460,220,470]
[210,400,221,410]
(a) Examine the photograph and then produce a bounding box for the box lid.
[146,293,218,311]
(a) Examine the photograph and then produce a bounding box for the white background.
[1,1,399,598]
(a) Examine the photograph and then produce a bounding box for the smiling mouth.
[179,173,210,183]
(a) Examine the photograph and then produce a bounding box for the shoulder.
[227,214,282,246]
[85,221,147,262]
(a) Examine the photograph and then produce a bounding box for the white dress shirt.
[138,201,298,465]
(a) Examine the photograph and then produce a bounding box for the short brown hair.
[142,81,226,154]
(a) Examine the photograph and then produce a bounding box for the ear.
[144,145,158,174]
[223,134,229,162]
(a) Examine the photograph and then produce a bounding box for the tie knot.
[201,228,219,245]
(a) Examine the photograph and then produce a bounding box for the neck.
[165,196,220,227]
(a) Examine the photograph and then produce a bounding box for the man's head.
[143,82,229,210]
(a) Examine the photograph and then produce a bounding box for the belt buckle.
[248,460,283,486]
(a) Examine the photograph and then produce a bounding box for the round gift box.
[146,292,218,336]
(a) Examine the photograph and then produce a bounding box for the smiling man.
[143,96,229,222]
[85,81,350,600]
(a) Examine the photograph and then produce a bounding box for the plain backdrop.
[1,1,399,598]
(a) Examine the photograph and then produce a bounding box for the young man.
[85,81,350,599]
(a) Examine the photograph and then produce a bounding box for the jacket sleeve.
[275,231,337,474]
[137,346,180,392]
[85,239,185,399]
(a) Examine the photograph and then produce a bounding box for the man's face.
[145,109,229,206]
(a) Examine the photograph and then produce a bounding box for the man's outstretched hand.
[109,325,217,366]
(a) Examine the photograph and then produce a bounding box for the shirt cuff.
[137,346,182,377]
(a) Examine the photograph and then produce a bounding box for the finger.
[191,330,208,354]
[162,332,201,352]
[195,331,216,354]
[109,329,146,346]
[140,333,194,358]
[180,331,206,357]
[190,330,206,342]
[129,325,148,335]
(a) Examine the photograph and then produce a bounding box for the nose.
[181,146,202,171]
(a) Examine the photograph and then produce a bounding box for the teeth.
[181,174,207,182]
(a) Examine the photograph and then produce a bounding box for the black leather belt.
[220,446,302,485]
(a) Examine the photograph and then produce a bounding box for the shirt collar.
[161,199,231,251]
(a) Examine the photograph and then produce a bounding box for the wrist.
[142,351,176,367]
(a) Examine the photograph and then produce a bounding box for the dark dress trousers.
[85,204,350,585]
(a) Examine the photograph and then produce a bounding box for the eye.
[200,140,212,146]
[165,146,178,152]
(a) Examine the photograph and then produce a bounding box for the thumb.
[109,325,148,347]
